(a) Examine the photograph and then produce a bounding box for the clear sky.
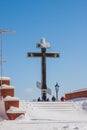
[0,0,87,100]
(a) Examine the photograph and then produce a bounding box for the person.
[52,96,56,101]
[42,94,46,101]
[60,96,65,102]
[46,98,49,101]
[37,97,41,101]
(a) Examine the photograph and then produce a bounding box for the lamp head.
[55,82,59,91]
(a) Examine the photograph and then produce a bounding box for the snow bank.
[65,88,87,95]
[15,114,26,120]
[0,100,8,119]
[68,97,87,102]
[7,106,25,113]
[3,96,19,101]
[0,100,87,130]
[19,101,87,121]
[0,77,10,80]
[72,88,87,92]
[0,84,14,89]
[82,101,87,111]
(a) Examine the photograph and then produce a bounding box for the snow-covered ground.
[0,98,87,130]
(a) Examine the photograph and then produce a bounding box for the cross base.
[41,89,47,101]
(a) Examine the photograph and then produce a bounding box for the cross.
[27,38,60,101]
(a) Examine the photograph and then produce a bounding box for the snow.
[40,38,51,48]
[72,88,87,93]
[0,84,14,89]
[0,100,8,120]
[3,96,19,101]
[0,99,87,130]
[82,101,87,111]
[66,88,87,94]
[69,97,87,102]
[0,77,10,80]
[7,106,26,113]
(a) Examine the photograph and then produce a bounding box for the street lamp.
[55,82,60,101]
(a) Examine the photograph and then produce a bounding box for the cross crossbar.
[27,52,60,58]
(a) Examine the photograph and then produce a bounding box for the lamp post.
[55,82,60,101]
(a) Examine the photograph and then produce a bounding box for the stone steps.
[20,101,76,112]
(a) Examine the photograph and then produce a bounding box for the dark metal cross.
[27,38,60,101]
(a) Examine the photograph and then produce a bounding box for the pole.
[0,33,2,98]
[41,48,47,101]
[56,90,58,101]
[0,29,15,99]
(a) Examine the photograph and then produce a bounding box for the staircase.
[20,100,76,112]
[19,100,79,121]
[30,101,76,111]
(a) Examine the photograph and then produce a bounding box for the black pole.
[41,48,47,101]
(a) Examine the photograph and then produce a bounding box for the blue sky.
[0,0,87,100]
